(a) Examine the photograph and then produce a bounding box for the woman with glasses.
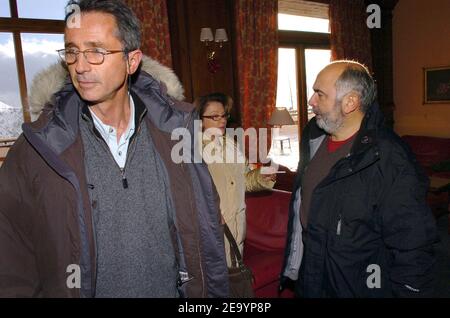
[195,92,276,266]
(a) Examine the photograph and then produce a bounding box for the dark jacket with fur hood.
[0,58,229,298]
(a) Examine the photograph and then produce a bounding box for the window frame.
[0,138,14,165]
[0,0,64,137]
[278,30,330,140]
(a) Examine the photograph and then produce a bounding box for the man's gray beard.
[315,103,344,134]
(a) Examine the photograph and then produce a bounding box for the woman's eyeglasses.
[202,113,230,121]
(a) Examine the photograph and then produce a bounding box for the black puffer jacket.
[281,103,438,297]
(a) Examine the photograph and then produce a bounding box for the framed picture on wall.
[424,66,450,104]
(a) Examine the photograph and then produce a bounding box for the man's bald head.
[325,60,377,113]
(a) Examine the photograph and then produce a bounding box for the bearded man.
[280,60,437,298]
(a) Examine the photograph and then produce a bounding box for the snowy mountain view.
[0,30,64,140]
[0,101,23,139]
[0,1,67,141]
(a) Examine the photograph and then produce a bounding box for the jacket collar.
[80,91,148,143]
[350,102,384,154]
[23,71,190,156]
[308,102,384,174]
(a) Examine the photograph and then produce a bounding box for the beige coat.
[203,136,275,266]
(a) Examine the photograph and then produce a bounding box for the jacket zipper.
[90,109,146,189]
[84,109,144,295]
[119,124,141,189]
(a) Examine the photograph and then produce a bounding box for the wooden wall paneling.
[229,0,241,126]
[366,0,398,129]
[167,0,194,101]
[168,0,236,107]
[186,0,235,101]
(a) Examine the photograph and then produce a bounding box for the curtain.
[234,0,278,130]
[329,0,372,70]
[125,0,172,67]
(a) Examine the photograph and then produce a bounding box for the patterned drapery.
[125,0,172,67]
[329,0,372,70]
[234,0,278,130]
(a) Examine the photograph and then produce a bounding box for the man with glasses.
[0,0,228,298]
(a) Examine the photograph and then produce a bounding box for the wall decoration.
[424,66,450,104]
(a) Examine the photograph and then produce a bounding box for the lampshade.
[268,107,295,126]
[214,28,228,42]
[200,28,214,42]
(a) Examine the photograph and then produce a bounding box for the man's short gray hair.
[334,60,377,113]
[65,0,141,54]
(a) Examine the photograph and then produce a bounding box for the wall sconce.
[200,27,228,73]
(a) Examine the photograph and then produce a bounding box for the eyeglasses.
[202,113,230,121]
[57,48,125,65]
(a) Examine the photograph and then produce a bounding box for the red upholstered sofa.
[243,189,295,298]
[402,135,450,220]
[402,135,450,179]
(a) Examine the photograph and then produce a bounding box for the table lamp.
[268,107,295,154]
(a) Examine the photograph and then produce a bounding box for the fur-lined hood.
[29,55,185,119]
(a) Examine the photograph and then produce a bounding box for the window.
[276,48,297,119]
[17,0,67,19]
[278,14,330,33]
[0,32,22,139]
[0,0,10,17]
[0,0,66,140]
[0,138,13,167]
[271,0,331,171]
[305,48,332,121]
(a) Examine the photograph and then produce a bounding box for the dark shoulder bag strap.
[223,223,245,268]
